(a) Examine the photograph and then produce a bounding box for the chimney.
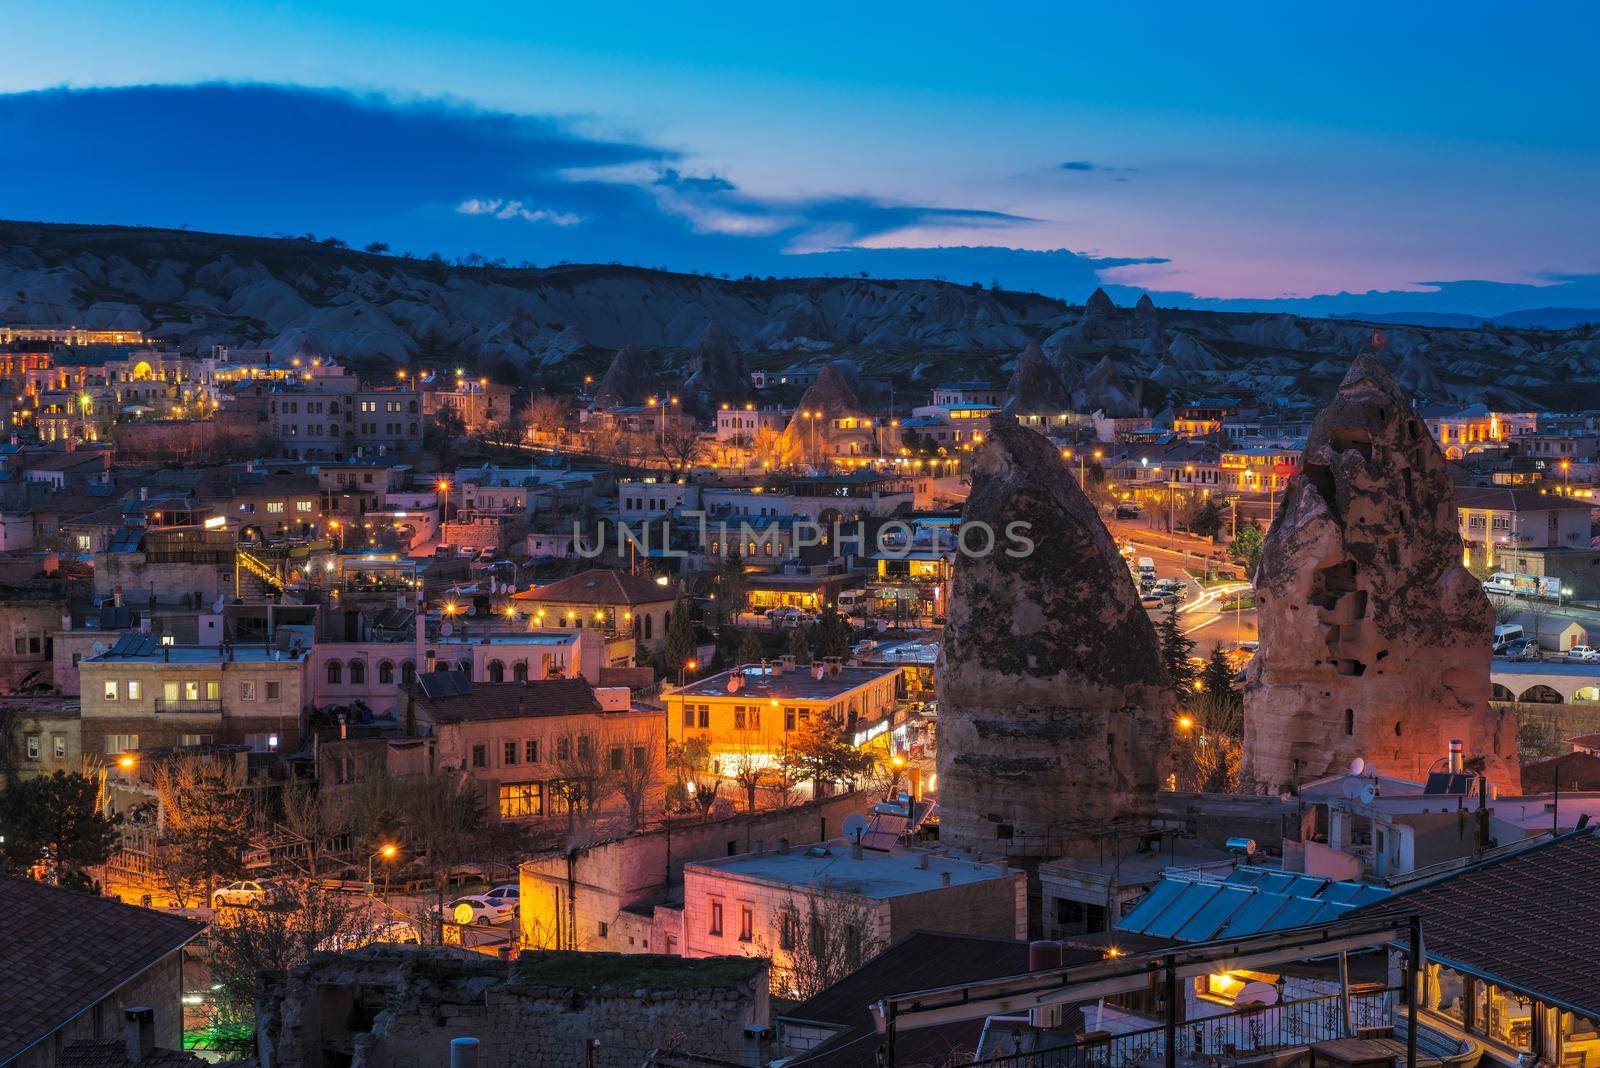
[139,486,149,501]
[941,871,952,887]
[811,664,825,681]
[124,1007,155,1063]
[450,1037,480,1068]
[851,837,863,861]
[1448,738,1464,775]
[917,853,929,870]
[1029,940,1064,972]
[780,654,796,672]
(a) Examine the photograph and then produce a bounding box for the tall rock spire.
[1002,341,1073,417]
[935,417,1173,856]
[591,343,656,408]
[1243,354,1518,792]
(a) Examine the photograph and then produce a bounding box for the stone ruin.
[935,417,1173,857]
[1243,354,1519,793]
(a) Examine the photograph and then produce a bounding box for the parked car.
[484,884,520,905]
[315,919,420,953]
[211,879,282,909]
[765,606,814,628]
[445,895,516,926]
[1115,504,1142,520]
[1508,640,1543,662]
[1567,646,1600,662]
[1140,593,1166,609]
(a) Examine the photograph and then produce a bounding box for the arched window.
[409,400,419,414]
[378,661,394,685]
[488,660,505,683]
[643,614,653,640]
[327,660,342,684]
[349,659,366,685]
[401,660,416,684]
[513,660,528,682]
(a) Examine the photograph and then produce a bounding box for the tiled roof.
[785,931,1091,1067]
[57,1039,205,1067]
[1360,827,1600,1016]
[1455,485,1593,511]
[513,568,676,606]
[0,877,203,1063]
[412,678,604,722]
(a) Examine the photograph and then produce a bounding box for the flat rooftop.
[672,663,899,701]
[1041,839,1237,887]
[85,642,306,664]
[687,841,1014,898]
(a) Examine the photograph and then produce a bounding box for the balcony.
[155,698,223,713]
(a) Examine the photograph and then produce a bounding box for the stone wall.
[261,948,769,1068]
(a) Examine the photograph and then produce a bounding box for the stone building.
[1244,355,1519,793]
[935,417,1173,858]
[256,947,770,1068]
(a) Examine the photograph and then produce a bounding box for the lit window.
[103,680,118,702]
[498,782,543,818]
[709,899,724,937]
[127,680,140,700]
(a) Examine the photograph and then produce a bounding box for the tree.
[149,756,251,904]
[656,420,707,476]
[809,606,853,661]
[664,597,698,676]
[363,241,391,254]
[1156,601,1197,695]
[790,715,873,797]
[208,880,368,1023]
[714,552,748,620]
[760,887,886,999]
[518,392,571,446]
[1230,522,1266,578]
[786,627,813,666]
[1172,646,1245,793]
[400,772,488,938]
[737,629,767,666]
[0,771,120,889]
[1186,499,1226,539]
[551,733,613,843]
[1199,646,1238,707]
[280,783,348,878]
[605,728,662,830]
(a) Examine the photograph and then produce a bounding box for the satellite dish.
[841,813,869,843]
[1236,981,1280,1007]
[440,621,454,637]
[1349,757,1366,776]
[92,641,106,655]
[1358,783,1378,804]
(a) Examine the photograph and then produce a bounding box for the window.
[739,906,753,942]
[598,921,609,939]
[296,500,313,513]
[127,680,140,700]
[163,681,179,703]
[504,741,519,765]
[577,735,593,760]
[104,734,139,754]
[52,735,66,759]
[180,734,213,747]
[785,707,796,731]
[205,681,220,701]
[184,680,200,702]
[709,899,724,937]
[266,501,284,514]
[556,736,572,761]
[402,661,416,684]
[378,661,394,684]
[327,660,342,684]
[524,739,539,763]
[239,680,257,701]
[266,681,280,700]
[608,746,624,772]
[698,705,710,729]
[472,744,487,768]
[26,735,40,761]
[734,708,746,730]
[633,745,646,769]
[682,705,696,728]
[103,679,118,701]
[348,660,365,684]
[779,910,797,951]
[498,782,543,818]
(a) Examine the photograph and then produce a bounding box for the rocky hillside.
[3,219,1599,410]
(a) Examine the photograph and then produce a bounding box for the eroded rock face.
[1244,354,1519,792]
[592,343,656,408]
[682,321,750,410]
[936,417,1173,856]
[779,362,868,464]
[1002,341,1073,416]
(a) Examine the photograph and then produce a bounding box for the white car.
[1568,646,1600,662]
[484,884,520,905]
[446,895,515,926]
[211,879,281,909]
[315,919,421,953]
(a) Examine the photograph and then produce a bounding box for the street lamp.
[680,658,698,686]
[368,843,399,895]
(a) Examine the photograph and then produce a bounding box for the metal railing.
[971,988,1396,1068]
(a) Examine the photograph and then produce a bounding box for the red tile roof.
[412,678,604,722]
[1362,827,1600,1016]
[512,568,676,606]
[0,877,203,1064]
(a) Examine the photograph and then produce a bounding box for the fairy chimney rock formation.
[936,417,1173,856]
[1002,341,1074,417]
[591,343,656,408]
[1243,354,1518,793]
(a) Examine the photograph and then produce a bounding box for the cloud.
[456,198,581,226]
[1059,161,1098,171]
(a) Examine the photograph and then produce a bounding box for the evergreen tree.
[1230,522,1266,578]
[737,629,767,666]
[664,597,698,675]
[786,627,813,665]
[810,606,853,661]
[0,771,121,889]
[1200,646,1239,707]
[1157,601,1197,694]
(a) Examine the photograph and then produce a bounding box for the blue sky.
[2,1,1598,315]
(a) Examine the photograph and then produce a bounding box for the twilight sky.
[3,0,1599,316]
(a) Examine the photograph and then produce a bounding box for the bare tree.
[551,732,614,841]
[400,772,487,940]
[518,392,572,447]
[606,728,663,830]
[758,886,885,1000]
[655,420,707,476]
[280,783,349,878]
[208,880,369,1024]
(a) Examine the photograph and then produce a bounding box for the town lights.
[1177,715,1195,731]
[655,575,670,586]
[117,754,137,770]
[436,481,450,492]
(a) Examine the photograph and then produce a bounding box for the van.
[1483,572,1517,597]
[1137,557,1157,581]
[837,589,869,615]
[1115,503,1142,520]
[1492,623,1524,653]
